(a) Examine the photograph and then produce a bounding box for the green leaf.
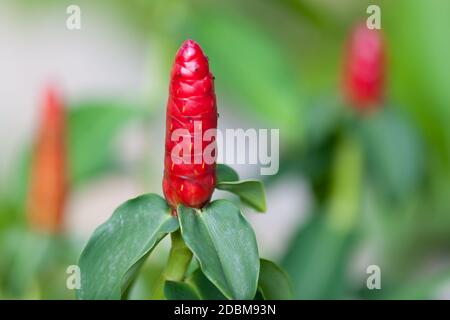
[164,281,200,300]
[360,108,424,201]
[186,268,227,300]
[282,213,355,299]
[68,102,141,186]
[258,259,292,300]
[215,164,266,212]
[178,200,260,300]
[305,97,343,148]
[216,164,239,184]
[216,180,266,213]
[77,194,178,300]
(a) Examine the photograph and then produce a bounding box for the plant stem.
[151,229,193,299]
[327,132,363,233]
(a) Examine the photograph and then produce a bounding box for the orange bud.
[27,86,68,233]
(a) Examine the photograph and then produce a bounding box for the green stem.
[327,133,364,233]
[151,229,193,299]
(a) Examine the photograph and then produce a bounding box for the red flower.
[342,23,385,111]
[163,40,217,209]
[27,86,68,232]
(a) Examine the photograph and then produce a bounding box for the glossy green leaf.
[164,281,200,300]
[216,164,239,184]
[216,164,266,212]
[77,194,178,300]
[178,200,259,300]
[258,259,292,300]
[186,268,227,300]
[216,180,266,213]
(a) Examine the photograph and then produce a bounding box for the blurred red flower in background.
[27,86,68,233]
[342,23,386,112]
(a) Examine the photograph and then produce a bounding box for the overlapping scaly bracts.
[163,40,217,209]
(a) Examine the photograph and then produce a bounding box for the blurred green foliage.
[1,0,450,299]
[0,102,143,298]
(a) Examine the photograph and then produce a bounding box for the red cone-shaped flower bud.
[163,40,217,209]
[342,23,385,112]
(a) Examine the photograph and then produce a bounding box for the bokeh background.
[1,0,450,299]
